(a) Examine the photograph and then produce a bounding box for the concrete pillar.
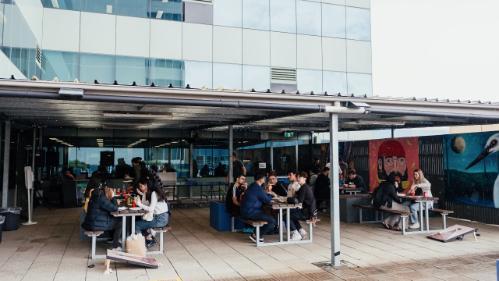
[295,140,299,171]
[2,120,10,208]
[228,125,233,183]
[189,143,194,178]
[329,113,341,266]
[270,141,274,170]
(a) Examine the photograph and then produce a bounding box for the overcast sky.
[371,0,499,102]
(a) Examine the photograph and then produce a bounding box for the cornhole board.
[427,225,477,243]
[106,250,159,268]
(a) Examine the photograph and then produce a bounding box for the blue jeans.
[410,203,420,224]
[135,212,169,235]
[244,212,276,237]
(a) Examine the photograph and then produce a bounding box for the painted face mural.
[377,140,408,181]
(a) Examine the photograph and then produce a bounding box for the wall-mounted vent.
[271,67,296,83]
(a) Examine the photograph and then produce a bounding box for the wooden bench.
[353,204,410,234]
[352,204,382,224]
[84,230,105,261]
[379,207,410,235]
[148,226,172,255]
[303,218,320,242]
[243,220,268,246]
[431,208,454,229]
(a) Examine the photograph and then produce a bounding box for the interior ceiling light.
[102,112,173,119]
[128,139,147,148]
[344,120,406,126]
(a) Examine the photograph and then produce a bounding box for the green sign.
[284,131,295,138]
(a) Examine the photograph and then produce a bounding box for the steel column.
[228,125,233,183]
[329,113,341,266]
[2,121,11,208]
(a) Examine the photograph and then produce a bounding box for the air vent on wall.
[271,67,297,82]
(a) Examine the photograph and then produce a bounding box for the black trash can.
[0,215,5,242]
[0,207,22,231]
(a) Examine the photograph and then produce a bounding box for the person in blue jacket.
[240,172,275,243]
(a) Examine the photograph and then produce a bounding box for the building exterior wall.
[0,0,372,95]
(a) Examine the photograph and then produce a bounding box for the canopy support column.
[2,120,10,208]
[329,112,341,266]
[228,125,233,183]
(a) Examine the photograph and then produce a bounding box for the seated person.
[134,178,170,248]
[287,171,300,198]
[290,172,317,240]
[373,172,409,230]
[82,186,122,249]
[314,167,330,211]
[266,171,287,197]
[240,173,275,243]
[225,175,248,217]
[344,169,367,193]
[406,169,432,229]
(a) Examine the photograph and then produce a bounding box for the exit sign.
[284,131,295,138]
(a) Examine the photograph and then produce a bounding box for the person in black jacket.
[314,167,330,212]
[373,172,408,230]
[82,187,122,249]
[266,171,287,197]
[289,172,317,241]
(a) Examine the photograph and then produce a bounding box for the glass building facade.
[0,0,372,95]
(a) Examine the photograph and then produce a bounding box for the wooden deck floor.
[0,207,498,281]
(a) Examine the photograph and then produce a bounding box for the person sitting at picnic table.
[240,173,275,243]
[266,171,288,197]
[134,177,170,248]
[287,171,300,197]
[406,169,433,229]
[225,175,248,217]
[314,166,330,212]
[344,169,367,193]
[289,172,317,241]
[373,172,409,230]
[82,186,122,250]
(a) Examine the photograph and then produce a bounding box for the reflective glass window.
[80,53,115,83]
[148,58,184,87]
[346,7,370,41]
[150,0,183,21]
[322,4,345,38]
[243,65,270,91]
[82,0,115,14]
[297,69,322,93]
[184,1,212,25]
[115,56,147,85]
[243,0,269,30]
[270,0,295,33]
[214,0,242,27]
[41,0,81,11]
[323,71,347,95]
[0,3,3,46]
[114,0,148,18]
[213,63,242,90]
[347,73,372,95]
[297,0,321,36]
[42,51,79,81]
[184,61,212,89]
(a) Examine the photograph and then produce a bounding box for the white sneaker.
[290,230,302,241]
[298,228,308,239]
[409,222,420,229]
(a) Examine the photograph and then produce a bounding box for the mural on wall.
[369,138,419,191]
[444,132,499,208]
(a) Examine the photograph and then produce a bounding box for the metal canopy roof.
[0,79,498,134]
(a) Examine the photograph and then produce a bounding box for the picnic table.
[399,194,439,234]
[272,200,302,243]
[111,208,147,248]
[339,187,363,195]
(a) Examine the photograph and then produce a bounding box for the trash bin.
[0,215,5,243]
[0,207,22,231]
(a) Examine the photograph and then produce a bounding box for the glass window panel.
[214,0,241,27]
[80,53,115,83]
[346,7,370,41]
[148,58,184,87]
[184,2,212,25]
[213,63,242,90]
[41,0,81,11]
[322,4,345,38]
[297,0,321,36]
[243,65,270,91]
[114,0,147,18]
[150,0,183,21]
[82,0,115,14]
[297,69,322,93]
[347,73,372,95]
[42,51,79,81]
[115,56,147,85]
[323,71,347,95]
[243,0,269,30]
[184,61,212,89]
[270,0,295,33]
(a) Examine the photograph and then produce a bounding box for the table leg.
[419,202,424,232]
[279,208,283,242]
[425,203,430,232]
[132,216,136,234]
[121,216,126,249]
[286,208,291,241]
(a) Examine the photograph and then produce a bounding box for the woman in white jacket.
[134,177,169,248]
[407,169,432,229]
